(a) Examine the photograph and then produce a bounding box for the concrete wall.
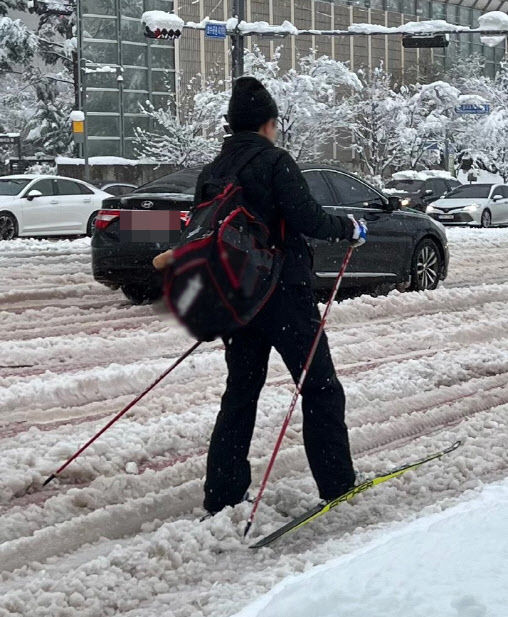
[56,163,179,186]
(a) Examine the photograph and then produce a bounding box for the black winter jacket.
[193,132,354,286]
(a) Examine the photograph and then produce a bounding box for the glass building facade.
[77,0,506,157]
[79,0,176,157]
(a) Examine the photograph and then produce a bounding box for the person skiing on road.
[154,77,367,515]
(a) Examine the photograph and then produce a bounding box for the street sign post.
[205,23,227,39]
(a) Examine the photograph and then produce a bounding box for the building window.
[80,0,176,157]
[431,2,446,20]
[402,0,415,16]
[416,1,431,18]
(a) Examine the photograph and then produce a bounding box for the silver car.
[426,183,508,227]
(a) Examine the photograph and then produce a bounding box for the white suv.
[426,183,508,228]
[0,175,110,240]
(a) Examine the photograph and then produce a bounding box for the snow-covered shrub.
[24,161,57,175]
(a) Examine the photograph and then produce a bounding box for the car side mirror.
[25,189,43,201]
[386,195,401,211]
[492,194,503,201]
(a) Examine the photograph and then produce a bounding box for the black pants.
[204,282,355,513]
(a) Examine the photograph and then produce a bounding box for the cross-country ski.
[250,440,462,548]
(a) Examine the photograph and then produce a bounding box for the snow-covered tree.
[473,109,508,180]
[397,80,461,171]
[135,47,361,164]
[344,65,406,178]
[0,15,38,70]
[0,72,37,167]
[444,61,508,178]
[0,1,76,157]
[25,79,73,157]
[0,0,26,16]
[254,49,361,160]
[133,72,221,167]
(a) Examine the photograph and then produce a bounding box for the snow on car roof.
[391,170,455,181]
[0,174,93,182]
[0,175,39,180]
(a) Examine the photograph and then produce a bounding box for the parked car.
[97,182,138,196]
[92,165,449,305]
[426,183,508,227]
[427,184,508,227]
[385,174,461,212]
[0,175,111,239]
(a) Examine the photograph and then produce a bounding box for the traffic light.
[142,11,184,40]
[144,26,182,40]
[402,34,449,48]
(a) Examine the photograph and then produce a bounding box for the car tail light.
[95,210,120,230]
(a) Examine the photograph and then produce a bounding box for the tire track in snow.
[2,374,506,537]
[0,399,506,573]
[0,231,507,615]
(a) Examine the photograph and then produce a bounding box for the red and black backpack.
[163,148,285,341]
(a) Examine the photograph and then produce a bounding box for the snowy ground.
[234,479,508,617]
[0,228,507,616]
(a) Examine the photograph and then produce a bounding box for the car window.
[428,179,448,196]
[385,179,423,193]
[324,171,385,208]
[76,182,94,195]
[56,179,86,195]
[447,180,461,191]
[139,168,201,194]
[302,170,335,207]
[106,185,135,196]
[0,178,31,196]
[494,186,508,198]
[446,184,491,199]
[31,179,56,196]
[425,180,437,194]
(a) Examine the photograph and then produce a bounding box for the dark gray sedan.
[92,165,449,304]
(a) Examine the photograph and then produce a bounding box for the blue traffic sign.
[455,103,491,115]
[205,23,227,39]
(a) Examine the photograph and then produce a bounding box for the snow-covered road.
[0,229,507,616]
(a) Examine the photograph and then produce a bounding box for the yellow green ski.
[250,440,461,549]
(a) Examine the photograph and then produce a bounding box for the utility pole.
[231,0,245,80]
[75,0,90,182]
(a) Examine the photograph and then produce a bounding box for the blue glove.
[348,215,367,247]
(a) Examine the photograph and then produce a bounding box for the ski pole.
[244,245,355,537]
[42,340,201,487]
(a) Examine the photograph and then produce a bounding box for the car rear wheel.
[411,238,442,292]
[87,211,99,237]
[121,283,162,305]
[0,212,18,240]
[480,209,491,228]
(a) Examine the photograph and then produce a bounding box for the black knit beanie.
[227,76,278,133]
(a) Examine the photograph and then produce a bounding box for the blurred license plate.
[119,210,182,243]
[438,214,454,220]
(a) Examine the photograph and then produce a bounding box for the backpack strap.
[229,146,266,178]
